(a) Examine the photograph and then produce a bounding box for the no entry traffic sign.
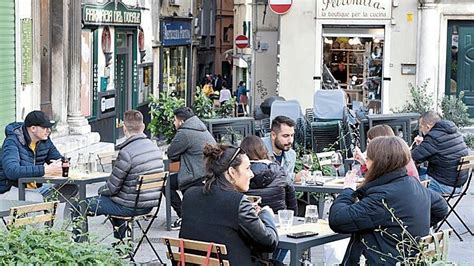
[269,0,292,15]
[235,35,249,49]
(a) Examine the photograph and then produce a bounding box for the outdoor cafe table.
[277,220,349,265]
[293,177,347,219]
[17,172,109,241]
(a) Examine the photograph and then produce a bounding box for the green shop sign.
[82,1,141,26]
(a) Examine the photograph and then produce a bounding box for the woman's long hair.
[202,143,245,193]
[363,136,411,186]
[240,136,270,160]
[367,124,395,140]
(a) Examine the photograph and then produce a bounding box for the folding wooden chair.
[96,150,118,171]
[162,237,229,266]
[111,171,168,262]
[8,201,59,228]
[418,229,453,263]
[436,155,474,241]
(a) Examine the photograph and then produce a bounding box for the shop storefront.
[81,0,152,142]
[279,1,418,113]
[315,1,392,114]
[160,18,192,106]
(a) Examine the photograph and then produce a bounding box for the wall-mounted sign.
[161,20,192,46]
[316,0,391,20]
[21,19,33,84]
[82,1,141,26]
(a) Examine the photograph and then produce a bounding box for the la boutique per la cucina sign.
[316,0,392,20]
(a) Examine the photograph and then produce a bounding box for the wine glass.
[302,154,313,171]
[331,151,343,177]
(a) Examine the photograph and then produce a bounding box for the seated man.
[72,110,164,242]
[412,111,468,193]
[0,110,77,202]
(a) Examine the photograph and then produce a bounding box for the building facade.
[279,0,418,113]
[418,0,474,117]
[215,0,233,82]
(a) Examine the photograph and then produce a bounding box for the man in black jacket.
[412,111,468,193]
[72,110,164,241]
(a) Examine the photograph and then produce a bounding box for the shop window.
[162,46,188,101]
[138,64,153,105]
[322,35,384,113]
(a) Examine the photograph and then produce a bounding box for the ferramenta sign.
[316,0,392,20]
[82,1,141,26]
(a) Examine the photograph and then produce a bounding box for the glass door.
[322,27,384,114]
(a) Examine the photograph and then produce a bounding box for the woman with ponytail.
[179,144,279,265]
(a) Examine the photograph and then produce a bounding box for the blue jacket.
[329,168,448,265]
[0,122,62,193]
[261,136,296,184]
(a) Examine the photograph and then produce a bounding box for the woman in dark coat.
[329,136,448,265]
[180,144,279,265]
[240,136,297,213]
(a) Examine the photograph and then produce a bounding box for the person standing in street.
[167,107,216,230]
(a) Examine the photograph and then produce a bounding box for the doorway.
[115,31,133,141]
[446,21,474,117]
[322,27,385,113]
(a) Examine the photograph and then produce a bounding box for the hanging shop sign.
[82,1,141,26]
[316,0,392,20]
[161,20,192,46]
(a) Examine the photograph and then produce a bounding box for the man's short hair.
[271,115,296,133]
[420,111,441,126]
[124,110,144,133]
[174,107,194,121]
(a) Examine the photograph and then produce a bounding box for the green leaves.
[441,91,471,129]
[0,227,126,265]
[392,79,434,114]
[192,87,216,119]
[148,92,185,144]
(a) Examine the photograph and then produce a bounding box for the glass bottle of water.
[87,152,97,173]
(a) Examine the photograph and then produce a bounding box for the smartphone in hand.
[247,195,262,205]
[287,231,319,239]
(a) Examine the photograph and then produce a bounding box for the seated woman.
[354,124,419,179]
[240,136,297,213]
[180,144,279,265]
[329,136,448,265]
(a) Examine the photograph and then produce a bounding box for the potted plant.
[148,92,185,144]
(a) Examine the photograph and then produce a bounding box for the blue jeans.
[419,173,461,194]
[36,183,78,202]
[71,195,151,240]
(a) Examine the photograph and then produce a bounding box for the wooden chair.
[96,150,118,171]
[436,155,474,241]
[111,171,168,262]
[163,237,229,266]
[418,229,453,262]
[8,201,58,228]
[420,179,430,188]
[316,151,335,168]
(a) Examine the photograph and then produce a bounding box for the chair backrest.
[134,172,168,210]
[269,100,304,123]
[418,229,452,262]
[8,201,59,227]
[316,151,335,167]
[162,237,229,266]
[313,89,346,120]
[452,155,474,194]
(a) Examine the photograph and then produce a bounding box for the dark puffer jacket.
[0,122,62,193]
[245,160,297,213]
[329,168,448,265]
[412,120,469,187]
[100,133,164,209]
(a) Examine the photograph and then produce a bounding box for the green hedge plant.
[148,92,185,143]
[0,227,126,265]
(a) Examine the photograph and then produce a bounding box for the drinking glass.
[304,205,319,224]
[302,154,313,171]
[278,210,294,231]
[331,151,343,177]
